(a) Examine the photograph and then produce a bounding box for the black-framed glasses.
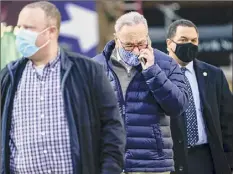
[117,36,149,52]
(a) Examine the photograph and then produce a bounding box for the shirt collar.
[179,61,195,74]
[29,48,60,69]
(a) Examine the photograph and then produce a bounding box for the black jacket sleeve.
[94,64,126,174]
[1,67,9,117]
[219,69,233,170]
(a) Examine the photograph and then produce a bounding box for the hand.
[139,45,154,70]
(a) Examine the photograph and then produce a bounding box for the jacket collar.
[193,59,209,104]
[60,47,73,71]
[7,46,73,76]
[103,40,116,61]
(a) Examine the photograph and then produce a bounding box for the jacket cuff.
[142,63,161,80]
[226,152,233,169]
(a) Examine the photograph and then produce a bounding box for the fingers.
[140,49,151,59]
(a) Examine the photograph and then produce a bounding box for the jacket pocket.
[152,124,165,157]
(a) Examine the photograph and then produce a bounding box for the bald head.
[20,1,61,32]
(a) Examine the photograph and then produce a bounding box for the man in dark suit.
[166,19,233,174]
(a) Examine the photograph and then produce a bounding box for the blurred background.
[1,1,232,90]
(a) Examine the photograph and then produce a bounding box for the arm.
[94,65,126,174]
[142,59,189,116]
[1,67,9,116]
[219,70,233,170]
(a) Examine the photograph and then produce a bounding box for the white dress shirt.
[182,61,208,145]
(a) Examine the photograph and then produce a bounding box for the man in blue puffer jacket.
[93,11,189,174]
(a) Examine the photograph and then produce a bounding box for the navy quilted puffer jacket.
[92,41,189,172]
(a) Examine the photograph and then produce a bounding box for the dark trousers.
[187,144,215,174]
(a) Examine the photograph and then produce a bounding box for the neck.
[31,44,59,66]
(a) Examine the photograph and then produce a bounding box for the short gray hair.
[114,11,148,33]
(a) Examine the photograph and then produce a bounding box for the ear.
[114,33,119,48]
[166,39,172,53]
[166,39,172,47]
[49,26,58,39]
[147,37,154,54]
[147,36,152,47]
[166,39,175,52]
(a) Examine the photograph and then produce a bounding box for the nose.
[132,47,140,55]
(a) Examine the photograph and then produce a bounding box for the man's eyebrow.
[179,36,198,40]
[17,24,35,28]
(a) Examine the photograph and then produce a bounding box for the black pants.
[187,144,215,174]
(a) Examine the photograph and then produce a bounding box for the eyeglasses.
[117,37,149,52]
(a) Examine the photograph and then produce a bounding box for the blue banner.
[52,1,99,57]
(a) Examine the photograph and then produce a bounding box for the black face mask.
[172,41,198,63]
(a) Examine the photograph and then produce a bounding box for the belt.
[124,172,170,174]
[187,143,209,151]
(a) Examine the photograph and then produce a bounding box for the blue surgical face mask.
[118,48,140,67]
[15,27,50,58]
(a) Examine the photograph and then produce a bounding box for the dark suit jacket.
[171,59,233,174]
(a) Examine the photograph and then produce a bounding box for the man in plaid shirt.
[1,1,125,174]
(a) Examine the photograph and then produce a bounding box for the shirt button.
[41,114,44,118]
[179,166,183,171]
[44,150,47,154]
[41,132,45,136]
[40,96,44,101]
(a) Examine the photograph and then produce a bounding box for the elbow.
[167,90,189,117]
[176,90,189,116]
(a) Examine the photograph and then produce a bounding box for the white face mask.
[15,27,51,57]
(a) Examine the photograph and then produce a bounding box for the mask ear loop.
[168,39,177,54]
[38,25,58,49]
[37,27,52,49]
[39,39,51,49]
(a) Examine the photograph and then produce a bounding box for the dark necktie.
[181,67,199,146]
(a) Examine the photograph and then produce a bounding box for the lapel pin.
[203,72,207,76]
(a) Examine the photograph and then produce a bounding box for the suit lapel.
[193,59,209,105]
[193,59,214,139]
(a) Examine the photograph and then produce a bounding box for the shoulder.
[195,59,222,74]
[153,48,178,71]
[154,48,172,61]
[0,66,9,84]
[195,60,228,88]
[92,53,106,62]
[64,50,105,75]
[0,66,9,78]
[0,57,24,84]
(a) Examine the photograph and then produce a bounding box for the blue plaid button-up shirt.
[9,53,73,174]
